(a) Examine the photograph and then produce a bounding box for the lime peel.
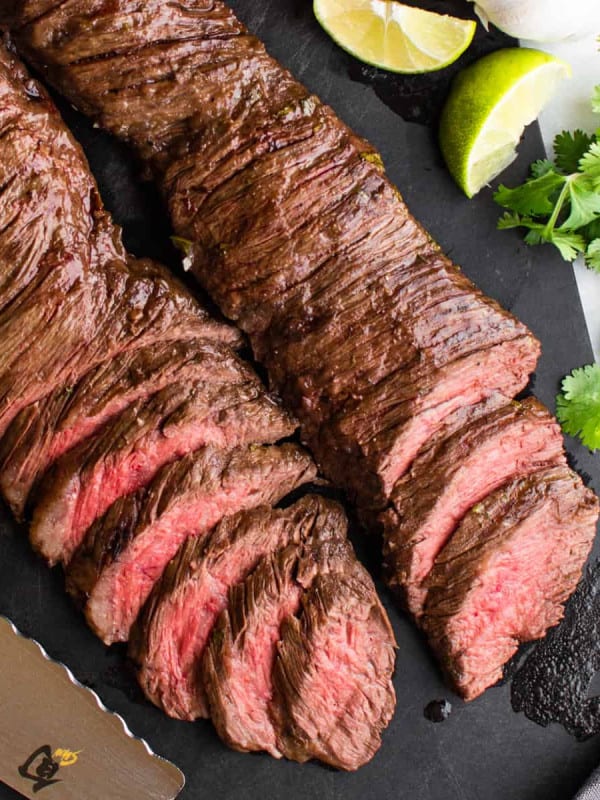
[439,48,571,198]
[314,0,476,75]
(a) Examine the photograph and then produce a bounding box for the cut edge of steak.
[30,375,295,566]
[203,544,304,757]
[0,338,254,519]
[382,397,566,617]
[421,464,599,701]
[314,335,540,510]
[273,563,397,771]
[66,443,316,644]
[131,494,344,720]
[202,506,355,757]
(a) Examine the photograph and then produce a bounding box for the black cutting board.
[2,2,600,799]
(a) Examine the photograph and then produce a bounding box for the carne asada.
[383,398,566,616]
[67,444,316,644]
[1,0,541,509]
[5,0,597,704]
[422,465,599,700]
[203,498,395,769]
[131,496,342,720]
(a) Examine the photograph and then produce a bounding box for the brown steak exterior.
[3,1,541,509]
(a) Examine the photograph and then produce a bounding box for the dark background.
[2,1,600,798]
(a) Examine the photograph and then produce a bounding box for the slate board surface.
[2,1,600,799]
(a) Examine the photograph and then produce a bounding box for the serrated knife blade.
[0,616,184,800]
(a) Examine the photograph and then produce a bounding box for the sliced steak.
[5,0,541,517]
[273,564,396,770]
[31,371,294,566]
[203,509,396,769]
[0,339,254,519]
[382,397,566,617]
[421,465,599,700]
[202,510,353,757]
[314,337,539,509]
[131,495,344,720]
[0,44,238,436]
[66,443,316,643]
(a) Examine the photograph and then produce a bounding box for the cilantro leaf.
[561,174,600,230]
[582,218,600,242]
[556,363,600,451]
[554,130,595,174]
[495,84,600,269]
[497,211,525,230]
[550,230,586,261]
[592,84,600,114]
[586,239,600,273]
[531,159,556,178]
[579,141,600,185]
[494,171,565,217]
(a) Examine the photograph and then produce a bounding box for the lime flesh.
[314,0,476,74]
[439,48,571,198]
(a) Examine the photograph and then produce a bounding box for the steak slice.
[131,495,344,720]
[273,565,397,770]
[0,339,252,519]
[421,465,599,700]
[313,337,539,509]
[382,397,566,617]
[203,511,396,769]
[31,372,294,566]
[66,443,316,643]
[203,512,352,758]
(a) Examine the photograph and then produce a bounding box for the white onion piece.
[470,0,600,42]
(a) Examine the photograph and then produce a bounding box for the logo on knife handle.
[18,744,81,793]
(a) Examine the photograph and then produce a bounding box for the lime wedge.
[439,48,571,198]
[313,0,476,74]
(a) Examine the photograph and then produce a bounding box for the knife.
[0,616,184,800]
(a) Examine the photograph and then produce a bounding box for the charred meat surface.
[131,496,344,720]
[0,339,259,519]
[382,398,566,616]
[421,465,599,700]
[66,443,316,644]
[0,44,237,440]
[3,0,540,510]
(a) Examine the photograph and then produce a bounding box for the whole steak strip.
[31,370,295,566]
[382,398,566,617]
[66,443,316,644]
[0,339,249,519]
[131,495,343,721]
[2,1,541,508]
[0,41,238,438]
[421,465,599,700]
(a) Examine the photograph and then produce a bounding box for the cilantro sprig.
[557,364,600,451]
[494,86,600,272]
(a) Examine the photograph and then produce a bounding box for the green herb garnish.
[494,85,600,272]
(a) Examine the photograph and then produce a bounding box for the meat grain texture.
[3,0,597,703]
[0,41,399,770]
